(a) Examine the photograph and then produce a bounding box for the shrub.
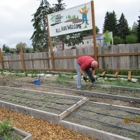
[125,35,138,44]
[113,36,122,45]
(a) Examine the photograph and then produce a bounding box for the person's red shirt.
[77,56,95,71]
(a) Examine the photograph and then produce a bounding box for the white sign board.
[48,2,92,37]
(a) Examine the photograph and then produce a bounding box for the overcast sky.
[0,0,139,48]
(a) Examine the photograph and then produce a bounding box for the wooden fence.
[0,44,140,73]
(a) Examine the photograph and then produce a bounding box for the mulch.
[0,106,98,140]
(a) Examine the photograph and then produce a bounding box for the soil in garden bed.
[0,87,82,114]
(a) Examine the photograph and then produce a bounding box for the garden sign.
[47,2,92,37]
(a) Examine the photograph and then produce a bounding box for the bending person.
[75,55,98,89]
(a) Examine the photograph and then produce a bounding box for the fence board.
[129,44,138,70]
[119,44,129,70]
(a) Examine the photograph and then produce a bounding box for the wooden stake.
[101,71,106,76]
[128,71,131,81]
[114,71,119,77]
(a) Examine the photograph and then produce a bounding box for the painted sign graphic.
[48,2,92,37]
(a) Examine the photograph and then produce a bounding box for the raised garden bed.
[0,120,32,140]
[0,86,140,140]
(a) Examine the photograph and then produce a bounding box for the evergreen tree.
[30,0,52,51]
[137,15,140,43]
[130,22,138,36]
[52,0,66,50]
[103,12,109,33]
[103,11,118,36]
[2,44,10,53]
[117,13,130,43]
[53,0,66,12]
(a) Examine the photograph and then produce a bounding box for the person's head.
[91,61,98,69]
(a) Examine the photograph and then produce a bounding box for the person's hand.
[92,77,96,84]
[83,77,89,82]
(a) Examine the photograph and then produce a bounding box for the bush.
[113,36,122,45]
[125,35,138,44]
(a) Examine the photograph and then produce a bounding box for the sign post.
[91,0,97,61]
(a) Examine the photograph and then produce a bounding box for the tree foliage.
[103,30,111,45]
[125,35,138,44]
[53,0,66,12]
[113,36,122,45]
[16,42,27,51]
[52,0,66,50]
[103,11,118,36]
[137,15,140,43]
[130,22,138,36]
[30,0,52,51]
[117,13,130,43]
[2,44,10,53]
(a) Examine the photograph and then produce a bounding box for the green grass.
[97,78,140,88]
[56,74,73,82]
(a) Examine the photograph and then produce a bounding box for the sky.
[0,0,140,48]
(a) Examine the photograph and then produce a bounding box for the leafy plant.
[131,132,138,137]
[0,119,13,137]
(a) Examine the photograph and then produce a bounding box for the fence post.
[0,48,4,70]
[20,45,26,71]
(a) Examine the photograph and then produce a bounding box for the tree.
[103,30,112,45]
[130,22,138,36]
[51,0,66,50]
[53,0,66,12]
[103,11,118,36]
[30,0,52,51]
[117,13,130,43]
[81,26,100,37]
[2,44,10,53]
[137,15,140,43]
[16,42,27,52]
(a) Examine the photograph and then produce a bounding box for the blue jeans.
[75,61,93,88]
[75,61,82,88]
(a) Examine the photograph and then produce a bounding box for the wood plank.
[58,97,88,120]
[101,71,106,76]
[113,71,119,77]
[128,71,131,81]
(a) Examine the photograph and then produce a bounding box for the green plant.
[113,36,122,45]
[0,119,13,137]
[125,35,138,44]
[131,132,138,137]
